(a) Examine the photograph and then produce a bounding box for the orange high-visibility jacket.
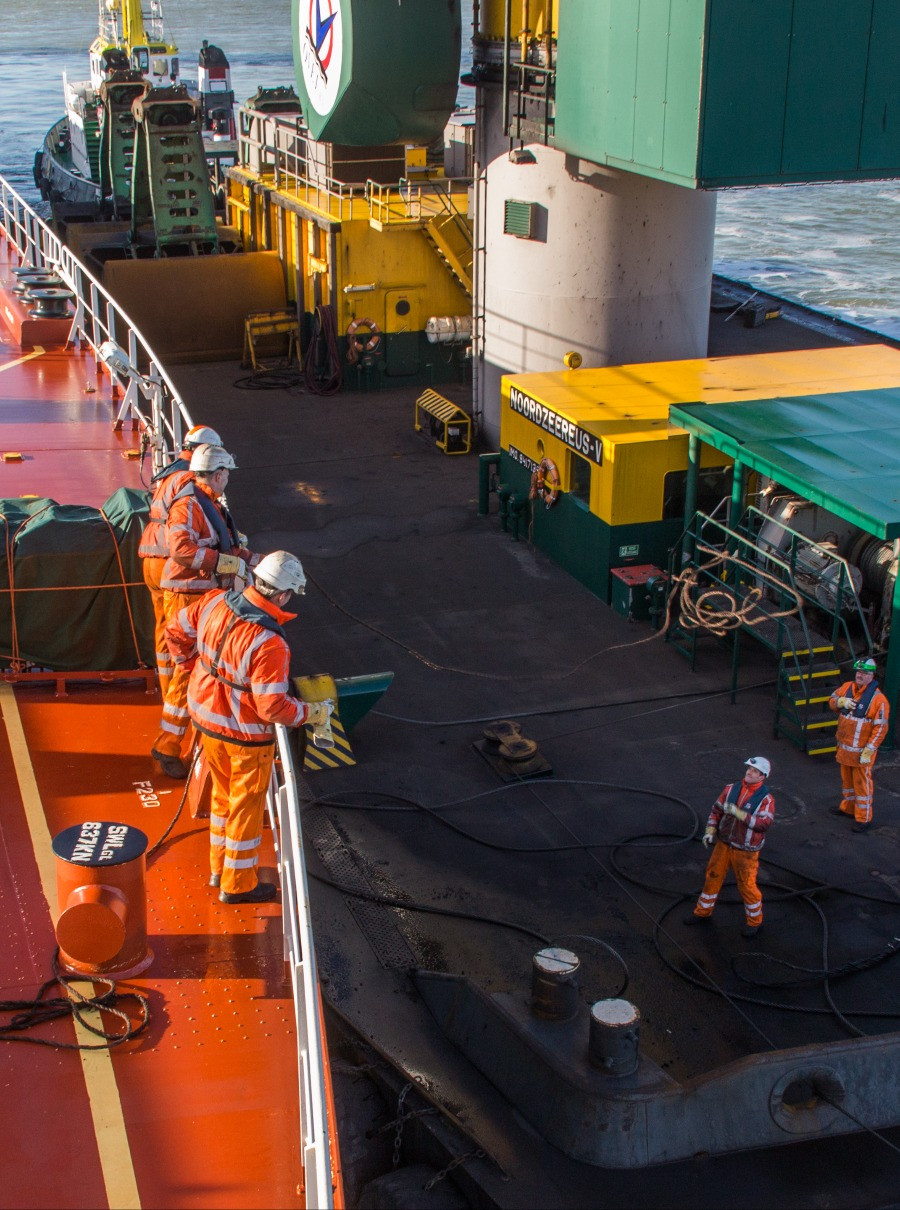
[829,680,890,765]
[138,459,192,558]
[161,478,248,592]
[707,779,775,853]
[166,586,310,745]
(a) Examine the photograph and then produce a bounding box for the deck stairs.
[365,180,473,296]
[667,506,871,754]
[423,211,473,297]
[774,641,841,756]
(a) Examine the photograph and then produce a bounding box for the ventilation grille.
[504,199,536,238]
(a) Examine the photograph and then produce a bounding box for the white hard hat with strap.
[254,551,306,594]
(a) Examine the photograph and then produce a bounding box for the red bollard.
[52,821,153,978]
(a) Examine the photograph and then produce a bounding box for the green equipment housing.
[555,0,900,187]
[292,0,462,145]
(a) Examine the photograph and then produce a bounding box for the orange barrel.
[52,821,153,979]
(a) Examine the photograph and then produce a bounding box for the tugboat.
[34,0,235,217]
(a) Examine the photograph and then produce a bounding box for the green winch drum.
[291,0,461,145]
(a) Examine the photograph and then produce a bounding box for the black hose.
[303,304,343,396]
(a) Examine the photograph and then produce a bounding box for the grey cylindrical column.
[589,998,640,1076]
[531,947,580,1021]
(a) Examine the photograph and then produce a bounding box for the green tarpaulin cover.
[0,487,154,671]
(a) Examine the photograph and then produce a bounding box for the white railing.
[266,726,337,1210]
[0,173,191,469]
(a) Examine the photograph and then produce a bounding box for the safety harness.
[717,780,769,850]
[170,481,240,553]
[198,592,287,692]
[845,679,880,717]
[150,455,190,485]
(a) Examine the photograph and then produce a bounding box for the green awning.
[670,388,900,539]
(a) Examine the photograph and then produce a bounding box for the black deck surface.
[169,301,900,1208]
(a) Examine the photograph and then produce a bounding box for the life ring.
[346,317,382,364]
[529,457,560,508]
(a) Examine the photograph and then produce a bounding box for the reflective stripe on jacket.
[161,478,242,592]
[829,679,889,765]
[138,460,192,558]
[707,779,775,853]
[165,586,309,745]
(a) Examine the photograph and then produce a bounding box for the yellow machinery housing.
[226,108,472,385]
[495,345,900,601]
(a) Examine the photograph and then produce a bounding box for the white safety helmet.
[254,551,307,595]
[745,756,771,777]
[183,424,222,450]
[190,443,236,473]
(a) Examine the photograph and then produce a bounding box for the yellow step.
[804,718,839,731]
[783,646,834,657]
[807,744,838,755]
[787,668,840,682]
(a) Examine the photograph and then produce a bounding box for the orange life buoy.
[346,317,382,364]
[528,457,560,508]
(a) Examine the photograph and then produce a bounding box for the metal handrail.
[0,174,191,469]
[745,503,872,651]
[267,727,337,1210]
[365,176,472,236]
[237,106,472,229]
[2,171,335,1201]
[673,508,867,665]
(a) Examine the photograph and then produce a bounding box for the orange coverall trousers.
[142,556,174,697]
[152,589,200,759]
[693,841,763,927]
[202,733,276,894]
[838,763,875,824]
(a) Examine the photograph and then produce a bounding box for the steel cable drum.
[292,0,462,145]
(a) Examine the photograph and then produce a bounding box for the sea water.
[1,0,899,339]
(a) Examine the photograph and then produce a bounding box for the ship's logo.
[300,0,343,116]
[308,0,337,71]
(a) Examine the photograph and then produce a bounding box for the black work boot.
[219,882,278,904]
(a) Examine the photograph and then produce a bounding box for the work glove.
[236,531,248,546]
[723,803,748,822]
[860,746,875,765]
[304,700,334,728]
[702,828,716,848]
[835,696,854,710]
[216,552,247,578]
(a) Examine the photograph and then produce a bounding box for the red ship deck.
[0,257,307,1208]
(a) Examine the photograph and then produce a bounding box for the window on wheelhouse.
[569,451,591,507]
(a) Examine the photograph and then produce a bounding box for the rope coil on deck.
[0,951,149,1050]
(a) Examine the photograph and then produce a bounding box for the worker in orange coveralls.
[683,757,775,939]
[828,657,889,833]
[139,424,223,698]
[150,443,258,780]
[165,551,332,904]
